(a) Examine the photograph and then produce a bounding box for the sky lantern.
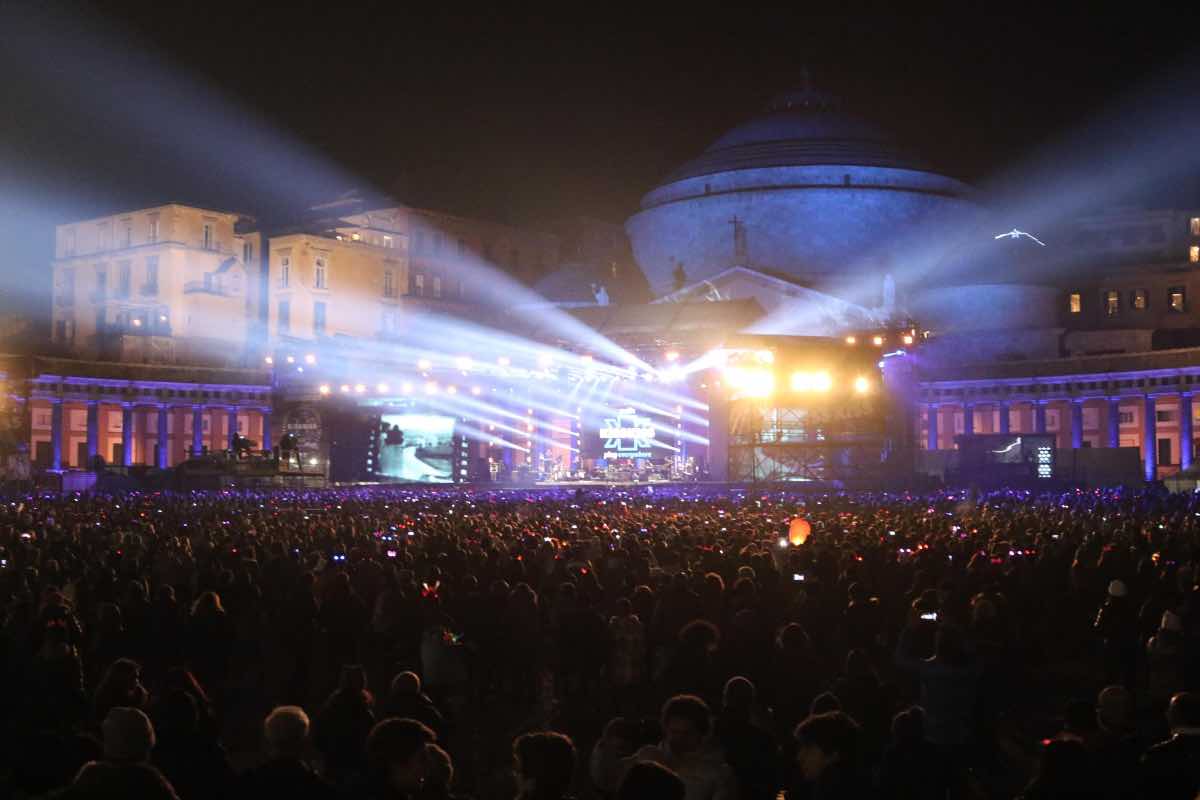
[789,517,811,546]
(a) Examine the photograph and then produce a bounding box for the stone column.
[1070,400,1084,449]
[157,405,170,469]
[121,404,134,466]
[963,403,975,436]
[227,407,239,451]
[1108,397,1121,449]
[192,405,204,456]
[260,408,272,451]
[926,404,939,451]
[86,400,99,464]
[1182,393,1194,471]
[50,400,63,471]
[998,402,1010,434]
[1034,401,1047,434]
[1144,395,1157,482]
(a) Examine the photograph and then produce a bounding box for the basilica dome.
[626,86,980,298]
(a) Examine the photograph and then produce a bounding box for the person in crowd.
[590,717,637,798]
[1089,685,1140,800]
[1016,738,1097,800]
[616,760,686,800]
[363,717,438,800]
[628,694,736,800]
[382,671,448,743]
[239,705,335,800]
[1094,579,1139,691]
[93,657,149,723]
[713,676,777,800]
[62,706,180,800]
[793,711,868,800]
[150,689,235,800]
[420,743,460,800]
[1140,691,1200,800]
[514,731,577,800]
[314,663,376,784]
[877,706,948,800]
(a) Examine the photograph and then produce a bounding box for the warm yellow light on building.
[903,334,914,345]
[377,383,389,393]
[354,384,366,394]
[791,371,833,392]
[340,384,350,393]
[725,366,775,397]
[755,349,775,364]
[305,353,316,364]
[845,336,856,345]
[872,335,884,346]
[854,376,871,394]
[318,384,331,395]
[665,350,680,362]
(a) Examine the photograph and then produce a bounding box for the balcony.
[183,279,233,297]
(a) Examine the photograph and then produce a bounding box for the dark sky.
[1,1,1199,311]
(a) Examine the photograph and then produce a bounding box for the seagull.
[994,229,1046,246]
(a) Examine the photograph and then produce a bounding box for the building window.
[59,268,76,306]
[95,265,108,300]
[280,256,290,288]
[314,301,326,336]
[243,242,253,263]
[1131,288,1147,310]
[383,270,396,298]
[415,232,425,254]
[121,219,132,248]
[202,223,214,250]
[1119,411,1135,425]
[1170,286,1186,312]
[278,300,290,333]
[63,227,76,256]
[117,261,131,298]
[1191,245,1199,263]
[144,257,159,295]
[148,215,159,243]
[433,276,442,299]
[383,235,393,249]
[1191,217,1200,236]
[97,222,111,251]
[1156,410,1174,423]
[1068,292,1081,314]
[1104,289,1119,316]
[414,273,425,296]
[314,255,328,289]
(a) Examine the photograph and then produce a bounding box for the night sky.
[1,2,1198,313]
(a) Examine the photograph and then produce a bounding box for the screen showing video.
[378,414,455,483]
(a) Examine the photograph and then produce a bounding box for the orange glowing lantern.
[788,517,811,546]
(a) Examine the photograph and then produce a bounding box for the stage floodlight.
[377,383,389,393]
[471,386,482,395]
[264,356,274,365]
[537,353,553,369]
[725,367,774,398]
[318,384,331,395]
[305,354,316,364]
[340,384,350,393]
[286,356,295,364]
[755,349,775,364]
[903,334,914,345]
[354,384,366,394]
[424,382,438,394]
[845,336,856,345]
[455,356,472,371]
[665,350,680,362]
[854,376,871,394]
[402,382,413,394]
[872,335,884,346]
[447,385,458,395]
[497,356,511,366]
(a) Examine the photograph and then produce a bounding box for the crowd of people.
[2,484,1200,799]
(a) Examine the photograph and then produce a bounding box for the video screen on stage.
[582,405,674,462]
[377,414,456,483]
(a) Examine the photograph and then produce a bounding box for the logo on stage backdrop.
[599,408,657,459]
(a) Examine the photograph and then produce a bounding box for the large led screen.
[378,414,455,483]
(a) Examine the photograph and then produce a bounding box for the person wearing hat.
[1094,579,1138,691]
[62,706,180,799]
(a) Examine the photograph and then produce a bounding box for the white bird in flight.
[994,228,1046,246]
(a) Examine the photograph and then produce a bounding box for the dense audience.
[2,484,1200,798]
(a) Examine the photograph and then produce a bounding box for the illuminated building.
[51,203,262,364]
[625,84,978,298]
